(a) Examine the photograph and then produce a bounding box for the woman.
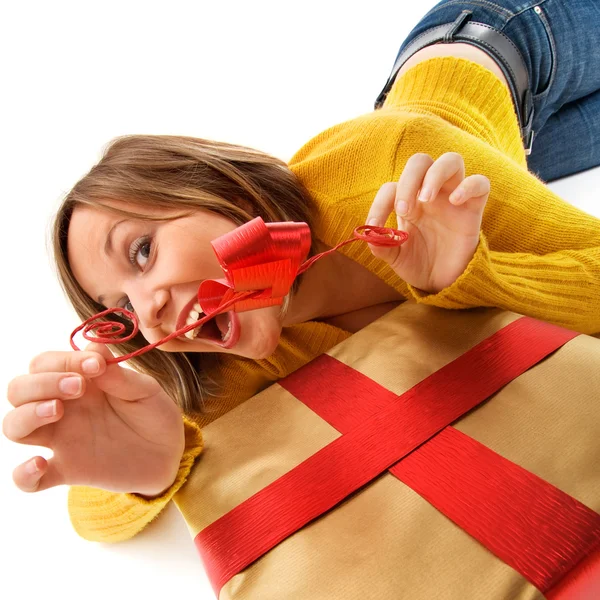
[4,0,600,543]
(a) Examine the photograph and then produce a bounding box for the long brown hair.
[53,135,316,414]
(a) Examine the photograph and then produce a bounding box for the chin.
[249,342,279,360]
[243,329,281,360]
[238,313,282,360]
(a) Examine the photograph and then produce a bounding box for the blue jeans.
[382,0,600,182]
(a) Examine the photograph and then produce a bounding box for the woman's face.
[67,204,284,359]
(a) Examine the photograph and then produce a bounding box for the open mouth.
[184,310,240,349]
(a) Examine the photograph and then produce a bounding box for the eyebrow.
[97,218,130,305]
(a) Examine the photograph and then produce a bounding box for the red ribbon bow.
[70,218,408,363]
[197,217,312,314]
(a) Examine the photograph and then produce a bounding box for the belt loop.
[521,89,535,155]
[444,10,473,42]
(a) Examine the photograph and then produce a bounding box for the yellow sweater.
[68,58,600,542]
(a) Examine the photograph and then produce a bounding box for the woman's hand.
[366,152,490,294]
[3,343,185,496]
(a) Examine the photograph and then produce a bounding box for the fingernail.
[59,376,82,396]
[36,400,57,418]
[418,188,431,202]
[367,218,378,226]
[450,189,464,204]
[396,201,408,216]
[82,357,100,374]
[26,459,39,475]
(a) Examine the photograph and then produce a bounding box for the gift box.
[174,303,600,600]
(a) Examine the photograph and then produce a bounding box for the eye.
[116,297,135,318]
[129,235,152,269]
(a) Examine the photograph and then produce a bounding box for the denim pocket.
[499,1,556,99]
[529,4,557,98]
[424,0,513,21]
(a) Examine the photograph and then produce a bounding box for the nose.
[128,285,169,330]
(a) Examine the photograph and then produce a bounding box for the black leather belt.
[375,10,535,154]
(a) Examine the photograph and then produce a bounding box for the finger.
[7,372,86,408]
[85,342,163,402]
[449,174,491,205]
[366,182,405,266]
[29,349,107,378]
[395,153,434,216]
[3,399,64,443]
[418,152,465,203]
[12,457,47,492]
[366,182,397,227]
[12,456,65,493]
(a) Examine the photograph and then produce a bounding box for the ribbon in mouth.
[70,218,408,363]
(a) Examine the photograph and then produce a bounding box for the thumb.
[84,340,116,364]
[366,217,404,268]
[13,455,66,492]
[83,342,161,402]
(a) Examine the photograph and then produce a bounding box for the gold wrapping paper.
[174,304,600,600]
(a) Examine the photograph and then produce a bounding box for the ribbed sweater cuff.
[407,231,493,308]
[407,232,600,334]
[384,57,524,161]
[68,416,203,543]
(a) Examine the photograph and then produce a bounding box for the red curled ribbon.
[70,218,408,363]
[198,217,312,314]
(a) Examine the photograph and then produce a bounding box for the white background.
[1,1,599,599]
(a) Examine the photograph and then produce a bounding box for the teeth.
[181,302,232,344]
[184,323,203,340]
[221,320,233,343]
[182,304,204,340]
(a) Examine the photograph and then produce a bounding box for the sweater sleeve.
[68,416,203,543]
[376,57,600,334]
[407,230,600,335]
[397,116,600,335]
[382,56,527,166]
